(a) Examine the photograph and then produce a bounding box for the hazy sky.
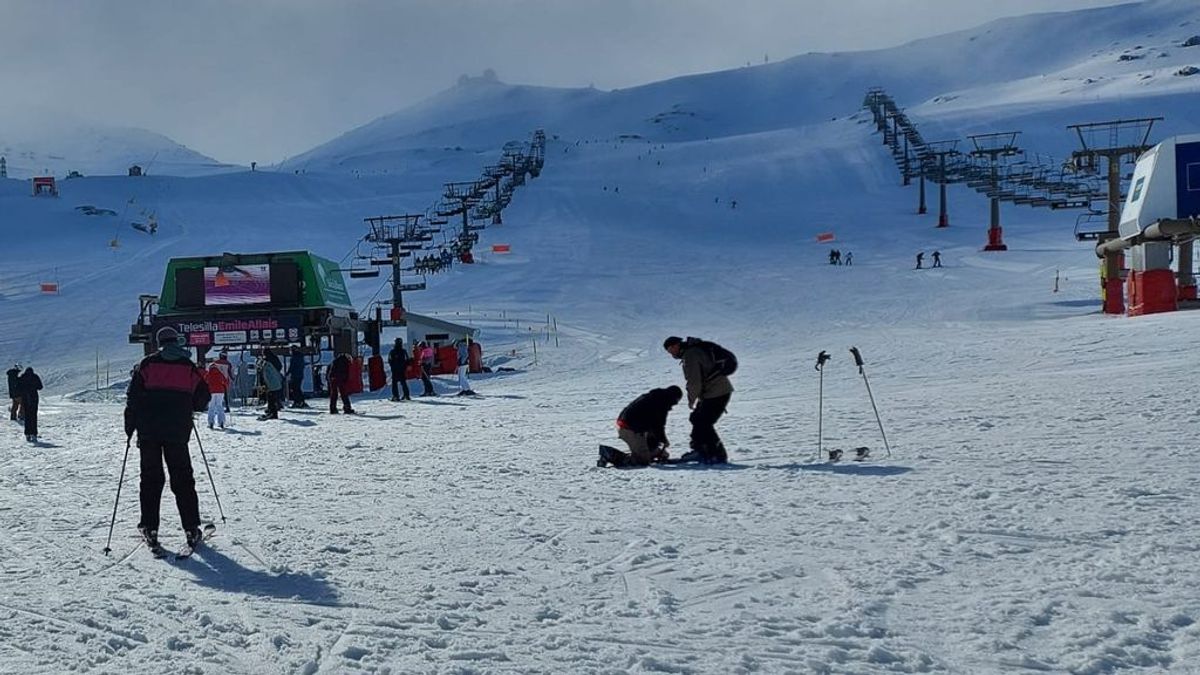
[0,0,1128,164]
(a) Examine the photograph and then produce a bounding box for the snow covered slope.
[0,107,240,178]
[4,1,1200,673]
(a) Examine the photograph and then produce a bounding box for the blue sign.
[1175,141,1200,218]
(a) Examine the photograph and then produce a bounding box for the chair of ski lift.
[348,256,380,278]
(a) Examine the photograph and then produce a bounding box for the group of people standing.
[827,249,852,266]
[915,251,942,269]
[599,336,735,468]
[6,363,43,443]
[386,337,475,401]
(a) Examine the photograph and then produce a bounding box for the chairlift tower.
[925,140,960,227]
[1068,117,1162,314]
[443,181,484,240]
[363,213,427,321]
[968,132,1022,251]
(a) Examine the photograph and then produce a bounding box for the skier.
[828,249,837,265]
[18,366,42,442]
[932,250,942,268]
[388,338,412,401]
[214,350,233,411]
[455,339,475,396]
[844,251,853,266]
[204,362,228,430]
[599,385,683,467]
[663,336,735,464]
[123,326,211,551]
[260,350,284,420]
[915,252,924,269]
[6,363,21,422]
[287,345,308,408]
[417,341,436,396]
[328,352,355,414]
[834,249,842,265]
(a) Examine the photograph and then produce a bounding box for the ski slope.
[4,1,1200,673]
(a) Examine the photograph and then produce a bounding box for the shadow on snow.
[174,544,340,606]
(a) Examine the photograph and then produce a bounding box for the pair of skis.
[142,523,217,561]
[815,346,892,462]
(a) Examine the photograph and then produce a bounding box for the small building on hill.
[32,176,58,197]
[404,311,482,374]
[128,165,143,177]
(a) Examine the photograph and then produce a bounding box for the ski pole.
[103,436,133,555]
[814,350,830,460]
[849,347,891,458]
[192,426,227,523]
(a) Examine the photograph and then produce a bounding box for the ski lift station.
[1099,135,1200,315]
[129,251,361,358]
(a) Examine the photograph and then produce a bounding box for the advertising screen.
[204,265,271,306]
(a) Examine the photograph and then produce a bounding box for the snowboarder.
[287,345,308,408]
[123,326,211,551]
[388,338,412,401]
[915,252,924,269]
[6,363,21,422]
[260,349,284,419]
[204,362,228,430]
[932,250,942,268]
[663,336,735,464]
[328,352,355,414]
[18,366,42,442]
[600,385,683,467]
[417,341,436,396]
[455,340,475,396]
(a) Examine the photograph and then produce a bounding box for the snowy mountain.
[0,106,240,178]
[4,2,1200,673]
[283,0,1200,173]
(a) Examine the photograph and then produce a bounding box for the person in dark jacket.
[18,367,43,442]
[600,385,683,467]
[123,327,211,550]
[328,352,355,414]
[6,363,22,422]
[388,338,411,402]
[664,336,734,464]
[260,353,284,420]
[287,346,308,408]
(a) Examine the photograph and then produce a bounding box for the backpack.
[688,338,738,378]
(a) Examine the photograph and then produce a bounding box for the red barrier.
[347,357,364,394]
[367,355,387,391]
[468,342,483,373]
[1127,270,1177,316]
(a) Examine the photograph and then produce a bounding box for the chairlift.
[349,256,380,278]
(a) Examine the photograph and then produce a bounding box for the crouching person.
[598,385,683,468]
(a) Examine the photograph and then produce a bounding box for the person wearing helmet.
[598,385,683,468]
[123,326,211,552]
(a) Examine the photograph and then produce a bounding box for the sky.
[0,0,1130,165]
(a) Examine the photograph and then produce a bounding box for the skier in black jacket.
[18,367,42,442]
[599,386,683,467]
[388,338,411,401]
[124,327,211,551]
[6,363,21,422]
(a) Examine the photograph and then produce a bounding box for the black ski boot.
[854,447,870,461]
[138,525,165,557]
[828,449,843,462]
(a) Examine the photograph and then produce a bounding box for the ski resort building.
[403,311,482,374]
[1100,135,1200,315]
[31,176,57,197]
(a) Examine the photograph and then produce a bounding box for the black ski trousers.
[289,377,306,406]
[138,438,200,532]
[419,364,434,396]
[391,371,410,400]
[689,394,731,459]
[9,396,21,421]
[22,397,38,437]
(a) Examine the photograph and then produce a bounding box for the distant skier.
[328,352,355,414]
[663,336,735,464]
[18,366,42,442]
[123,326,211,552]
[844,251,853,266]
[915,252,924,269]
[204,362,228,430]
[599,385,683,468]
[388,338,412,401]
[932,250,942,268]
[417,342,436,397]
[287,345,308,408]
[6,363,21,422]
[455,340,475,396]
[260,349,284,420]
